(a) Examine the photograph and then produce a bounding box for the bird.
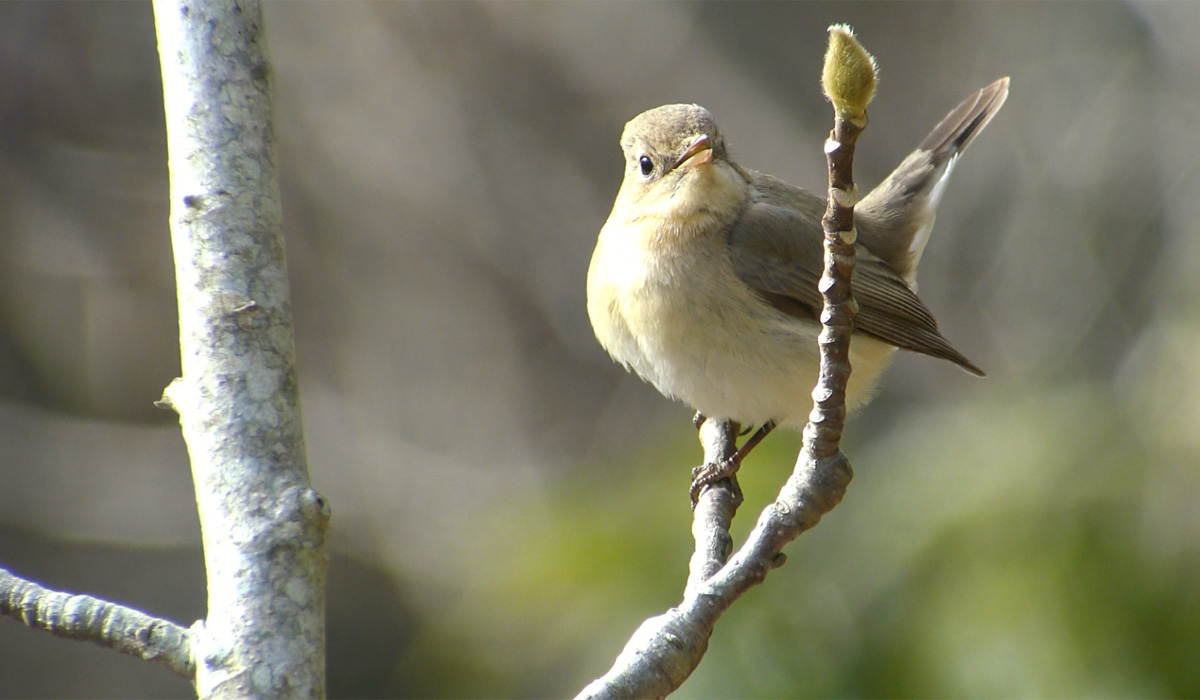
[587,78,1009,502]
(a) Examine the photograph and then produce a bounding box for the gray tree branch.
[154,0,329,697]
[0,2,328,696]
[0,565,194,678]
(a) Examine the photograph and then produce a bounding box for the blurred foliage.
[1,1,1199,698]
[395,387,1200,698]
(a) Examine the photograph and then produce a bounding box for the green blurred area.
[1,1,1198,698]
[398,385,1200,698]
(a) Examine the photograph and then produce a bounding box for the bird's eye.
[638,155,654,177]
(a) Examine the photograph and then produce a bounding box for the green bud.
[821,24,878,119]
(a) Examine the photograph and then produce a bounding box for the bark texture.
[154,1,329,697]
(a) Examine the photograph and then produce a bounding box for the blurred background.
[1,2,1198,697]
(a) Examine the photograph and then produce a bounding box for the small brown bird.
[587,78,1009,497]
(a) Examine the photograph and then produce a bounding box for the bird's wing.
[727,180,984,376]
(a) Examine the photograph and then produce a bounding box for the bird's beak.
[675,134,713,170]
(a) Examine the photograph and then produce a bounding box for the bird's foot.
[690,456,743,508]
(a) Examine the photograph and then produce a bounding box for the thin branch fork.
[576,26,874,700]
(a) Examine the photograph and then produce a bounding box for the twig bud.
[821,24,878,119]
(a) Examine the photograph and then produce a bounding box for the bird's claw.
[689,456,743,508]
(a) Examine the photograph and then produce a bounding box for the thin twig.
[0,565,194,678]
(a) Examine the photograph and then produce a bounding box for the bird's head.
[614,104,747,231]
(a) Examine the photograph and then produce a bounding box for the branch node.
[155,377,185,413]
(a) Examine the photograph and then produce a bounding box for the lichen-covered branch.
[0,565,194,678]
[154,0,329,697]
[575,26,875,700]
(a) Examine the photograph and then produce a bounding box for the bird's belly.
[596,259,896,427]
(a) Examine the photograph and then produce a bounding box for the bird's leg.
[690,419,778,506]
[732,420,777,462]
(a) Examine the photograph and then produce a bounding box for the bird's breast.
[588,216,823,425]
